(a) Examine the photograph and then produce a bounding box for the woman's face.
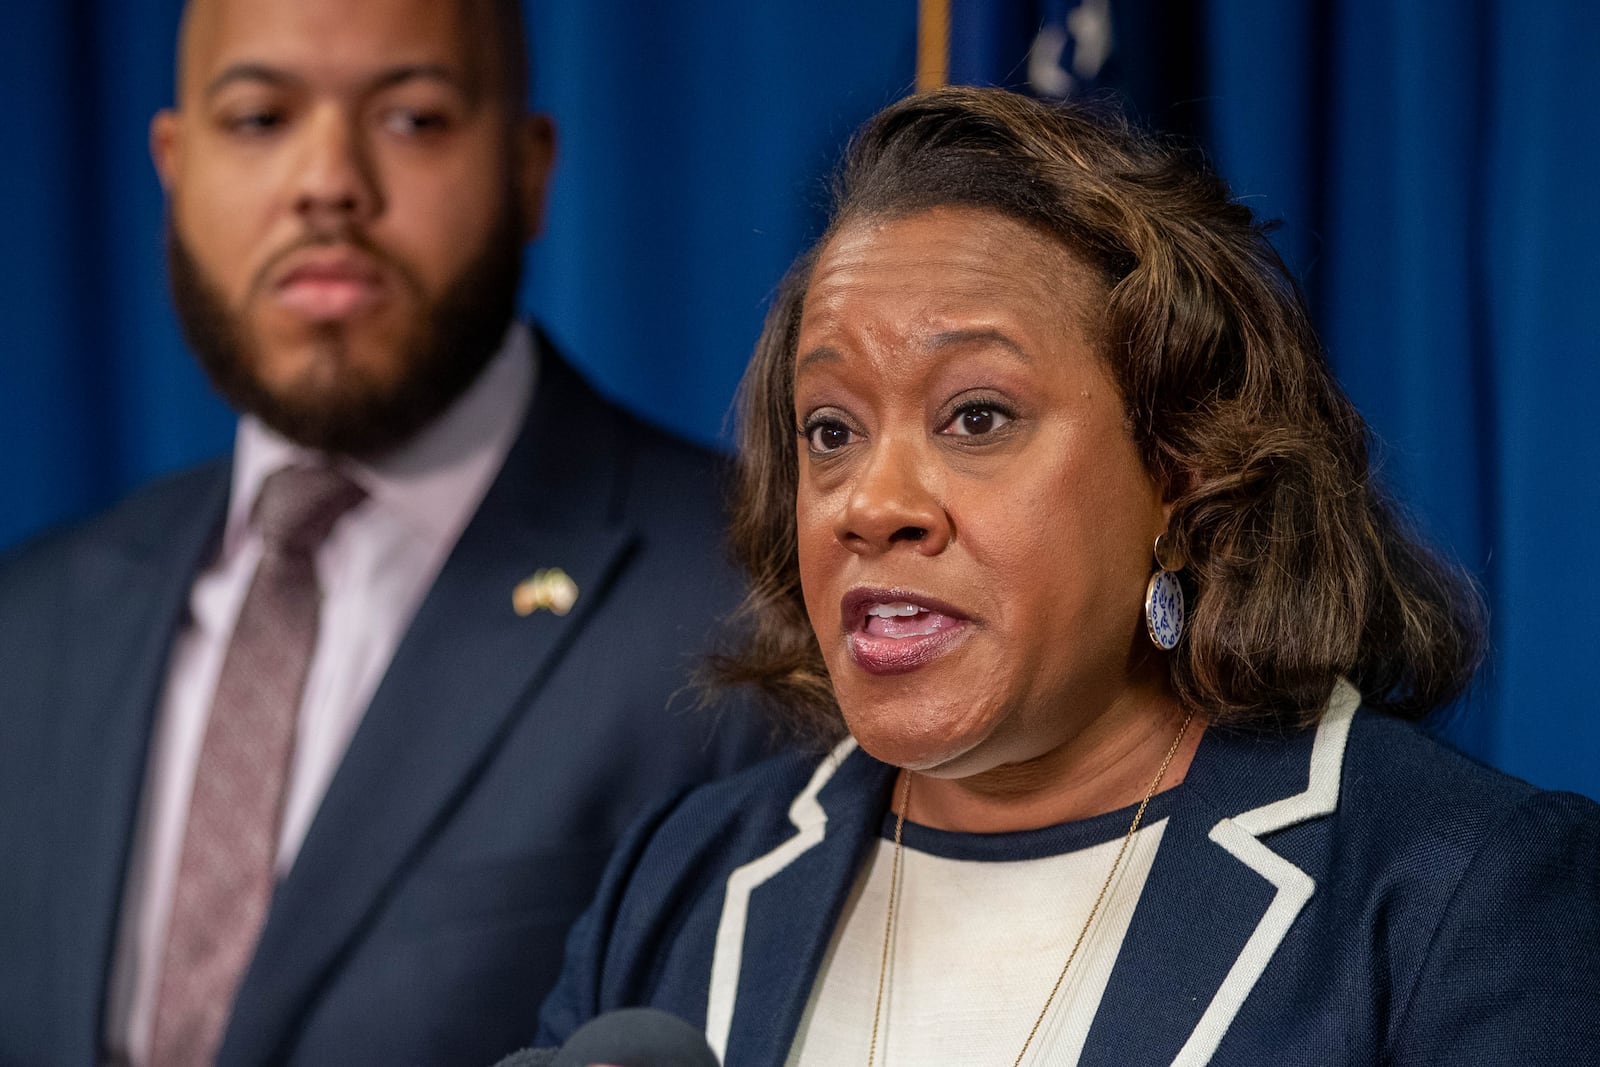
[793,206,1171,782]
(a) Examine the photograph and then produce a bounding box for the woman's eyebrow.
[928,328,1032,361]
[795,346,842,374]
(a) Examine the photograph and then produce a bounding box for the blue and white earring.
[1144,533,1185,651]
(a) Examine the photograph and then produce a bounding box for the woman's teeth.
[863,603,946,638]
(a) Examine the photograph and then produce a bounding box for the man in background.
[0,0,766,1063]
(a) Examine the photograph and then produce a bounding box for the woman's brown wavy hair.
[712,86,1484,745]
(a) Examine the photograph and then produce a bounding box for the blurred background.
[2,1,1596,797]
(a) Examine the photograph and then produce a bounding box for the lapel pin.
[513,568,579,617]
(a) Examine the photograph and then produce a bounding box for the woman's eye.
[942,405,1012,437]
[803,420,855,453]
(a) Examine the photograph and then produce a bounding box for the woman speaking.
[536,87,1600,1064]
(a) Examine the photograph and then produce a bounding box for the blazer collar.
[706,683,1358,1067]
[219,343,643,1067]
[1080,681,1358,1066]
[54,464,230,1062]
[707,738,896,1066]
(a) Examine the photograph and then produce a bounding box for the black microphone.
[490,1049,555,1067]
[490,1008,721,1067]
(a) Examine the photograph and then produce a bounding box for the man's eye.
[381,109,451,136]
[225,110,286,135]
[803,420,855,453]
[942,405,1012,436]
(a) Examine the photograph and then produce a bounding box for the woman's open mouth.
[842,589,972,675]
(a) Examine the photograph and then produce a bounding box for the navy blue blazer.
[538,683,1600,1064]
[0,341,769,1067]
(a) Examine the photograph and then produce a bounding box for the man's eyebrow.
[203,64,297,100]
[370,63,475,98]
[202,62,475,101]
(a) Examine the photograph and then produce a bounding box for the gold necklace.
[865,708,1195,1067]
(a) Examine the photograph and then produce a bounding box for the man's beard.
[167,204,524,458]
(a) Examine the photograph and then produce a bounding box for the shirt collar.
[225,322,536,555]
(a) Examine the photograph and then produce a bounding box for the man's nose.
[292,109,382,227]
[834,436,952,557]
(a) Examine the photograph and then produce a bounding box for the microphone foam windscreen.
[489,1048,556,1067]
[551,1007,720,1067]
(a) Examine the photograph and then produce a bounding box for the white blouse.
[787,792,1177,1067]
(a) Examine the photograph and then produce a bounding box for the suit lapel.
[50,465,229,1061]
[708,743,897,1067]
[220,351,641,1066]
[702,691,1356,1067]
[1080,685,1357,1066]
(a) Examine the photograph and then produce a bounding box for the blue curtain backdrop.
[1205,1,1600,797]
[2,2,1595,799]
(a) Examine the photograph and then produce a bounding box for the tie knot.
[253,465,366,555]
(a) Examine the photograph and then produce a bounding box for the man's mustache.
[246,226,418,302]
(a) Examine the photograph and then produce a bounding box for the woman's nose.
[835,437,952,557]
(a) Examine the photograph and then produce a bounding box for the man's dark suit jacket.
[0,344,769,1066]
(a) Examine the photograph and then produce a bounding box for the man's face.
[153,0,554,455]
